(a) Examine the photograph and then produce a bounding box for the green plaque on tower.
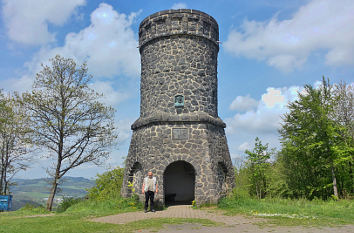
[174,95,184,108]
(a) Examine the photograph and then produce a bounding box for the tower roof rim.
[139,9,218,29]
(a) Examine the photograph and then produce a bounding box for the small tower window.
[174,95,184,108]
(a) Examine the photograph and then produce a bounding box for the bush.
[56,197,83,213]
[65,195,142,215]
[17,204,49,215]
[87,167,124,200]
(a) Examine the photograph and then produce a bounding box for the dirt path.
[91,205,354,233]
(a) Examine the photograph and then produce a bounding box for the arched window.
[128,162,143,195]
[217,162,228,196]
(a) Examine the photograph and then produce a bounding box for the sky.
[1,0,353,179]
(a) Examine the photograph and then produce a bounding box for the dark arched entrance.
[164,161,195,205]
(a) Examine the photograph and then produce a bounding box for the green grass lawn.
[0,197,220,233]
[0,209,218,233]
[1,196,353,233]
[217,196,354,226]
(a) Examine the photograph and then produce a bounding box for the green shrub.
[65,195,142,215]
[56,197,83,213]
[16,204,49,215]
[87,167,124,200]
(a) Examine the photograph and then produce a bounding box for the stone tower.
[121,9,234,205]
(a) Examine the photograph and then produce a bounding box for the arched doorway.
[164,160,195,205]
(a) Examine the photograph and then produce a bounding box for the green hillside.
[9,177,95,210]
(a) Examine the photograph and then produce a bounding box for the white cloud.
[171,3,188,9]
[2,74,34,93]
[28,3,140,78]
[230,95,258,112]
[226,85,302,135]
[116,118,133,145]
[224,0,354,72]
[238,142,251,152]
[262,88,285,108]
[226,85,305,161]
[89,81,130,107]
[2,3,140,93]
[2,0,86,45]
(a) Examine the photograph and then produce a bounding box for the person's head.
[148,171,153,178]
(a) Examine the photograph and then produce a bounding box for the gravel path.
[91,205,354,233]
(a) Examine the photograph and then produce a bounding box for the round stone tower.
[121,9,235,205]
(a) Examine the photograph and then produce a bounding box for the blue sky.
[1,0,353,179]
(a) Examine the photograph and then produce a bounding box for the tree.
[22,55,117,210]
[0,92,32,195]
[245,137,273,199]
[279,78,353,199]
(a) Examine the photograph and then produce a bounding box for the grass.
[0,204,50,217]
[218,193,354,226]
[0,203,219,233]
[0,214,219,233]
[0,196,220,233]
[1,192,353,232]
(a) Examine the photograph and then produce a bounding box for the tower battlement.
[139,9,219,50]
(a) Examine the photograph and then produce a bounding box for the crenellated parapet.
[139,9,219,50]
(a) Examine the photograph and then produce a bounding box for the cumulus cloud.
[171,3,188,9]
[224,0,354,71]
[27,3,140,79]
[2,3,140,93]
[238,142,251,152]
[2,74,34,93]
[230,95,258,112]
[2,0,86,45]
[89,81,130,107]
[116,118,133,144]
[262,88,285,108]
[226,85,306,161]
[226,85,302,135]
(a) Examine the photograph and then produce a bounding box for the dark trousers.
[145,191,155,210]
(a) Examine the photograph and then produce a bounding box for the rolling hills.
[9,177,95,210]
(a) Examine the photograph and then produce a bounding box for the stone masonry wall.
[140,35,218,118]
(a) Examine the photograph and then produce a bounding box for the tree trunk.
[331,165,339,198]
[0,165,4,195]
[4,178,8,195]
[46,178,58,211]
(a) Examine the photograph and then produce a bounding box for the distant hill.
[9,177,95,210]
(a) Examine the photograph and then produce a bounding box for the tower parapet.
[139,9,219,49]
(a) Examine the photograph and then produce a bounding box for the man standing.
[142,171,158,213]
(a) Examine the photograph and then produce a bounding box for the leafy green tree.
[87,167,124,200]
[0,92,32,195]
[264,154,291,198]
[22,55,117,210]
[245,137,273,199]
[279,78,353,199]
